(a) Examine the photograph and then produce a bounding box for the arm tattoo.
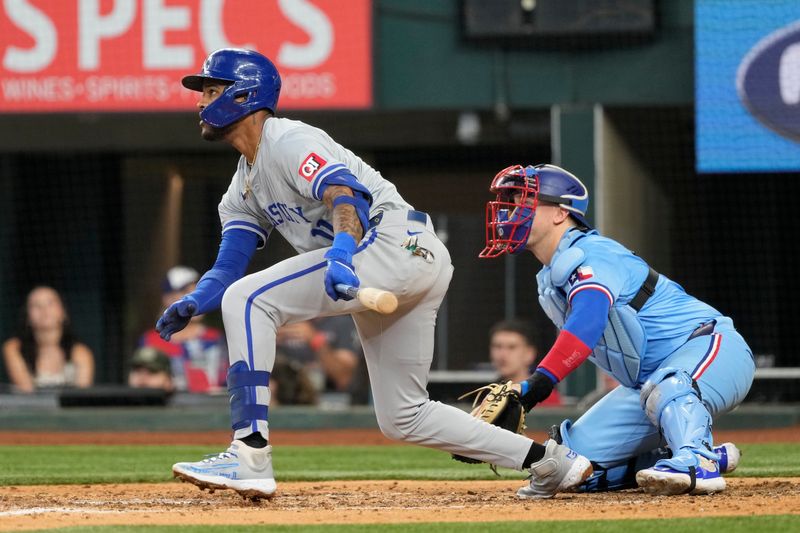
[323,185,364,241]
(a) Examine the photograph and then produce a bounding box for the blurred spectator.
[139,266,227,393]
[128,346,174,392]
[276,316,369,402]
[2,286,94,393]
[488,319,561,406]
[270,353,318,405]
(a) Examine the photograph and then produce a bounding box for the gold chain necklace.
[243,136,262,200]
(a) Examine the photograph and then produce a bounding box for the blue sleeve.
[315,168,373,204]
[562,288,611,349]
[317,169,373,235]
[192,229,259,315]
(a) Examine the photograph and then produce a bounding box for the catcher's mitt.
[451,380,526,466]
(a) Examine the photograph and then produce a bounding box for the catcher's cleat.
[636,454,725,495]
[714,442,740,474]
[172,440,276,501]
[517,439,593,500]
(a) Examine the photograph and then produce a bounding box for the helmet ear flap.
[184,48,282,128]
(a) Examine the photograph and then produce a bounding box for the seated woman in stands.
[2,286,94,392]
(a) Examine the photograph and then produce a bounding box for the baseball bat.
[335,284,398,314]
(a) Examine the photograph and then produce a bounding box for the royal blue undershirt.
[563,289,612,349]
[533,288,612,386]
[191,228,259,315]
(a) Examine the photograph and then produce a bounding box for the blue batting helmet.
[533,164,591,228]
[182,48,281,129]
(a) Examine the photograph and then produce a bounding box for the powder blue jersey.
[547,229,725,377]
[549,228,755,475]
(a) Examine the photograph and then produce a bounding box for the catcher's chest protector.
[537,230,646,388]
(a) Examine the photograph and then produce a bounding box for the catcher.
[469,164,752,495]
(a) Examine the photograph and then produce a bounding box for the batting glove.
[156,295,199,341]
[324,233,360,301]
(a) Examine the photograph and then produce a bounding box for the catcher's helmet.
[535,164,590,228]
[182,48,281,129]
[480,164,590,258]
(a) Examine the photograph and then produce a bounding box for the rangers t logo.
[299,153,327,182]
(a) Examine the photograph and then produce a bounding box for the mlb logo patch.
[298,153,327,181]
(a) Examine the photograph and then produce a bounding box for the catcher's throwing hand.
[452,381,526,465]
[518,370,556,411]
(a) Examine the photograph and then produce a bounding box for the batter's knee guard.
[228,361,270,431]
[640,368,717,468]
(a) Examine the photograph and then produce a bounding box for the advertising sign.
[696,0,800,172]
[0,0,372,112]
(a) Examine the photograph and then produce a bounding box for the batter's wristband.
[325,232,357,263]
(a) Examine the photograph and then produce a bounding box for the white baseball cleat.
[714,442,740,474]
[172,440,276,501]
[517,439,594,500]
[636,454,725,495]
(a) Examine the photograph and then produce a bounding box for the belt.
[368,209,428,229]
[629,267,659,312]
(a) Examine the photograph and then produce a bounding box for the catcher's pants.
[221,210,533,470]
[559,318,754,467]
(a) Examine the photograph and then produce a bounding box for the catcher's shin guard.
[641,369,717,466]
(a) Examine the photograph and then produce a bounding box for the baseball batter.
[479,164,756,495]
[157,49,592,500]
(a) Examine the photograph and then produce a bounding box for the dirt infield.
[1,426,798,446]
[1,428,798,530]
[0,478,798,530]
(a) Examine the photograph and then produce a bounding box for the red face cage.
[479,165,540,258]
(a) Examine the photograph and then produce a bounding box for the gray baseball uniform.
[219,117,533,469]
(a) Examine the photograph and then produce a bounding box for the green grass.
[0,442,797,486]
[23,516,800,533]
[733,443,800,477]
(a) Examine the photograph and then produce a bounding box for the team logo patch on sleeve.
[568,266,595,285]
[299,153,327,182]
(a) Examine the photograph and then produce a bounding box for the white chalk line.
[0,507,153,517]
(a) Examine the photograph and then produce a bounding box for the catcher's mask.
[480,163,591,258]
[480,165,540,258]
